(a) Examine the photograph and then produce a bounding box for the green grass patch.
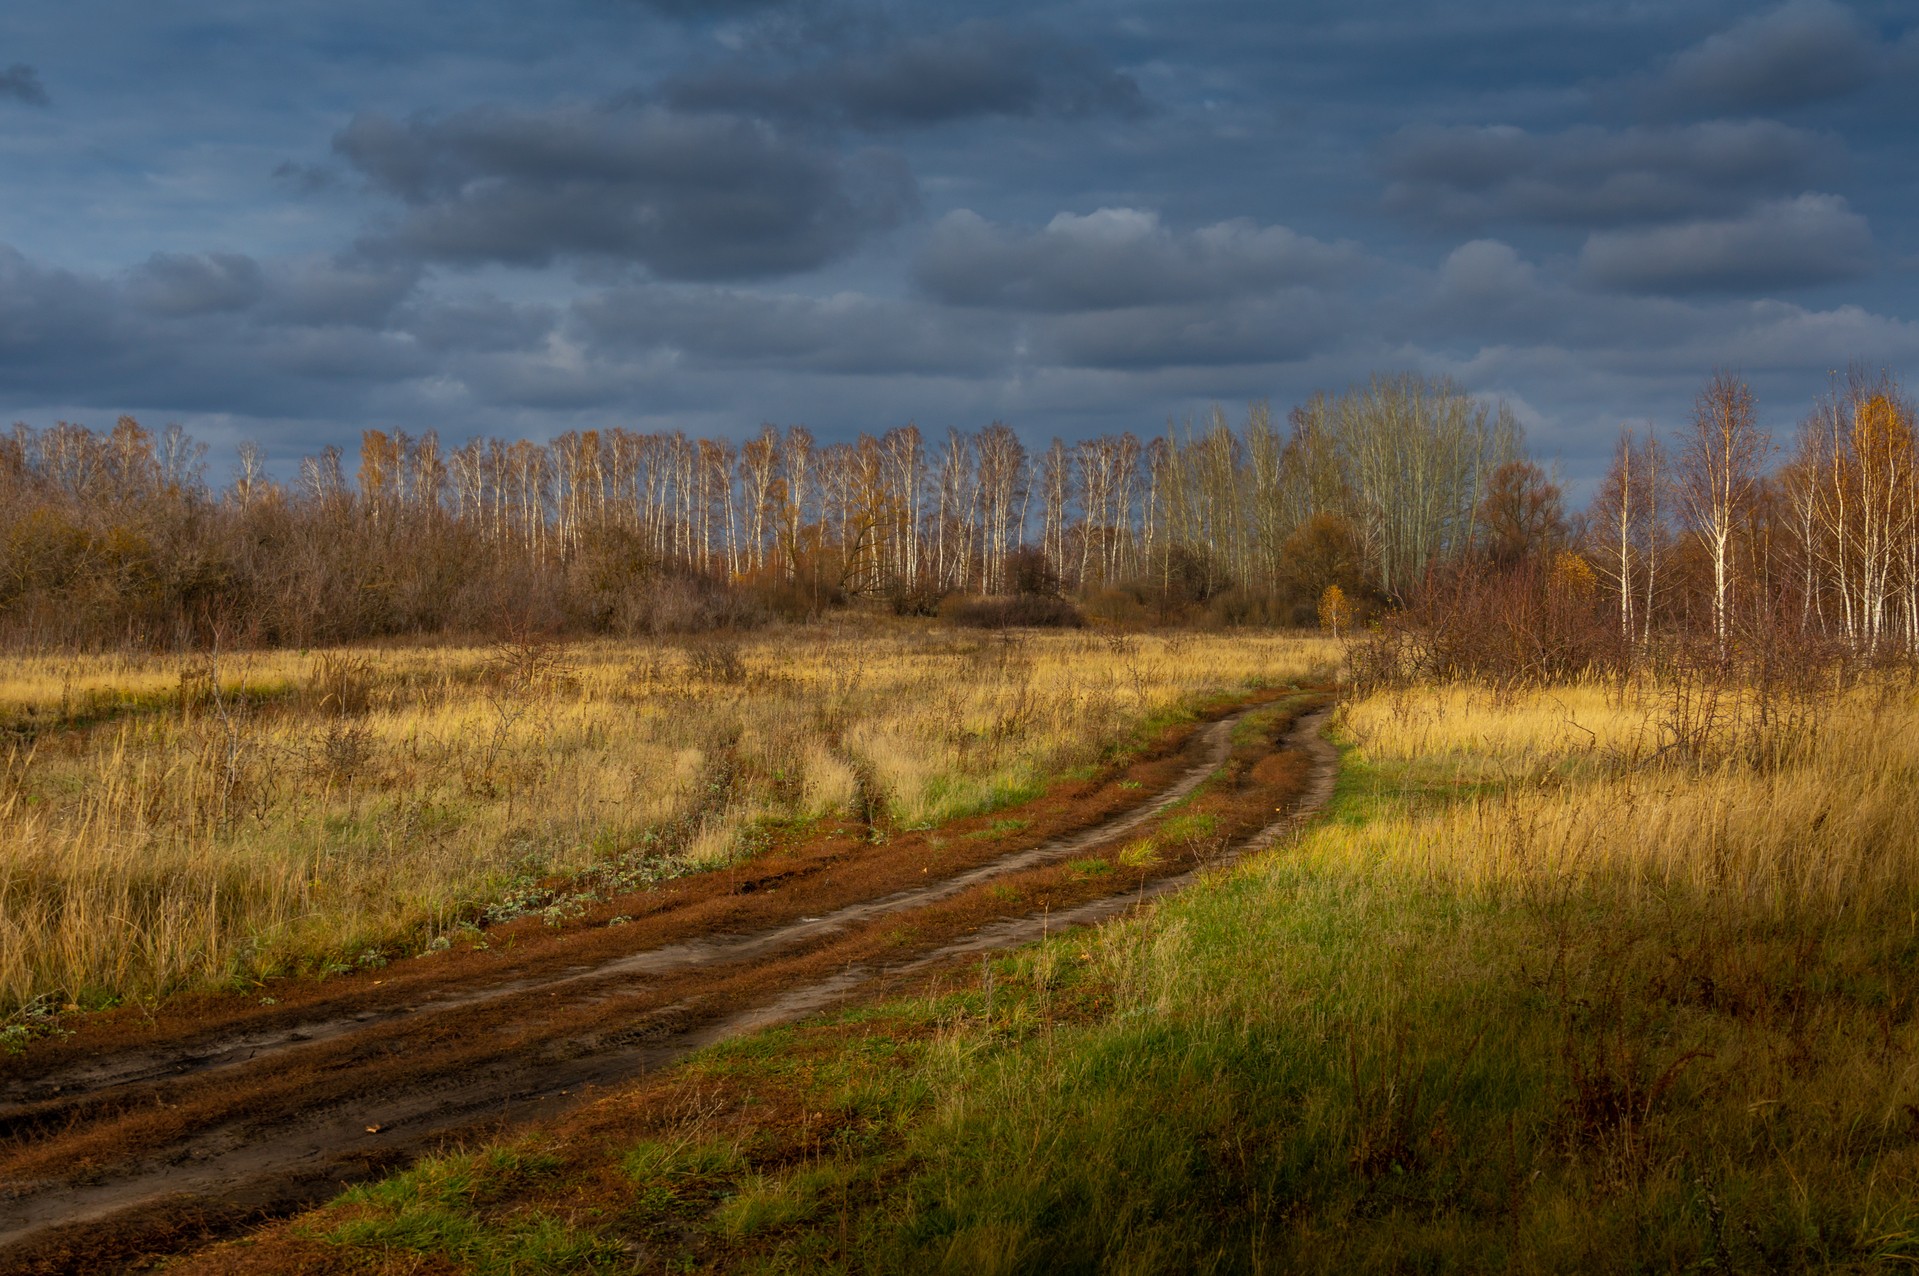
[320,1144,625,1274]
[1158,811,1218,843]
[281,682,1919,1271]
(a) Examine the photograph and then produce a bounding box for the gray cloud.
[0,63,48,106]
[258,256,422,327]
[1032,292,1338,371]
[666,20,1145,128]
[128,253,266,317]
[0,248,123,378]
[1579,193,1872,294]
[272,160,343,195]
[629,0,787,18]
[916,208,1364,312]
[0,244,429,417]
[405,296,559,355]
[122,250,420,328]
[1381,120,1829,228]
[1650,0,1881,115]
[574,284,1008,377]
[335,102,917,279]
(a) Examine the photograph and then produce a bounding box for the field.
[6,628,1919,1273]
[0,628,1337,1020]
[140,664,1919,1273]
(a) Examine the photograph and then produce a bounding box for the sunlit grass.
[0,626,1338,1014]
[257,671,1919,1273]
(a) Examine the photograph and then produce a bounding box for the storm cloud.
[1579,194,1873,294]
[1380,121,1830,228]
[1649,0,1883,115]
[1,0,1916,486]
[915,209,1364,312]
[0,63,47,106]
[335,102,917,278]
[665,19,1145,128]
[574,284,1010,377]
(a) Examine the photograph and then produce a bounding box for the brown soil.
[0,689,1334,1275]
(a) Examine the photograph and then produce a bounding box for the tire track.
[0,700,1336,1271]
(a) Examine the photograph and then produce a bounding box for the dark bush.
[1006,546,1063,598]
[943,595,1086,629]
[1349,553,1621,691]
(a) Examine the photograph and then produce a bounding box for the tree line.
[0,373,1510,646]
[1371,367,1919,687]
[1,367,1912,657]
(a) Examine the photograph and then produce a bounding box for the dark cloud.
[1032,292,1337,371]
[0,248,123,378]
[0,244,429,417]
[1578,194,1872,294]
[574,284,1007,376]
[1649,0,1881,115]
[405,296,559,355]
[0,63,48,106]
[916,208,1363,312]
[334,102,917,279]
[666,20,1145,128]
[121,250,420,328]
[257,256,422,327]
[1381,121,1828,228]
[628,0,787,19]
[128,253,265,317]
[272,160,343,195]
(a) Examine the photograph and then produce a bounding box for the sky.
[2,0,1916,492]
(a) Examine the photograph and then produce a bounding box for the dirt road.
[0,694,1335,1273]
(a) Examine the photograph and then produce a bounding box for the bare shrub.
[314,719,374,782]
[1351,557,1624,692]
[685,640,748,685]
[943,596,1085,630]
[307,651,374,716]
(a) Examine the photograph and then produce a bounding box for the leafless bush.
[685,640,748,685]
[943,595,1085,630]
[307,652,374,716]
[314,719,374,782]
[1350,557,1626,693]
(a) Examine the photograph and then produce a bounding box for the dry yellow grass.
[826,673,1919,1268]
[1333,676,1915,906]
[0,626,1338,1014]
[153,669,1919,1268]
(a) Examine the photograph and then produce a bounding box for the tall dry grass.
[0,627,1337,1015]
[1335,675,1916,908]
[849,673,1919,1270]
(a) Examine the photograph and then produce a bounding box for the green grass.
[965,817,1033,842]
[319,1144,626,1274]
[301,682,1919,1274]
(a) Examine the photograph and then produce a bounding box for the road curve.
[0,698,1336,1273]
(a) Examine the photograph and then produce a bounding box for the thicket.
[1356,368,1919,690]
[0,373,1513,648]
[9,366,1912,657]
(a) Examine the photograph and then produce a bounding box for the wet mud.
[0,696,1336,1274]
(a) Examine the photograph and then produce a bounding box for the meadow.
[218,663,1919,1273]
[0,627,1339,1020]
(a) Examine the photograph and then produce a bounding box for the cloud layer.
[1649,0,1882,114]
[335,103,917,278]
[0,0,1914,485]
[0,63,48,106]
[1579,194,1873,294]
[665,19,1145,128]
[1381,121,1828,228]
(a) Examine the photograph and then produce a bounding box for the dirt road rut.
[0,696,1336,1272]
